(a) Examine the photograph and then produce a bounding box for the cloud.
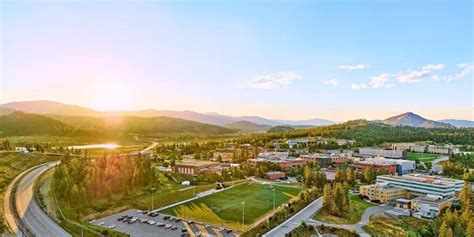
[351,83,367,89]
[431,75,440,81]
[337,64,370,71]
[247,72,302,89]
[369,73,395,88]
[324,79,340,87]
[422,64,445,70]
[395,70,431,83]
[444,63,473,81]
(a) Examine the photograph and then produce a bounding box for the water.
[66,143,120,149]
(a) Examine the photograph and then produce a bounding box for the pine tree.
[323,184,332,211]
[460,182,472,211]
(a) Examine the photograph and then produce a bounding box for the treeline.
[442,153,474,181]
[53,154,154,216]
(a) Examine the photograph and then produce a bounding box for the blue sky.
[1,0,473,121]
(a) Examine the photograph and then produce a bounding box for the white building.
[377,174,464,197]
[359,147,405,158]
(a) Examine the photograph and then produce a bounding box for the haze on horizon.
[1,1,473,121]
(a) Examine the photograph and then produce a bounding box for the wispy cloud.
[369,73,395,88]
[444,63,473,81]
[351,83,367,89]
[395,70,431,83]
[324,79,340,87]
[422,64,445,70]
[247,72,302,89]
[337,64,370,71]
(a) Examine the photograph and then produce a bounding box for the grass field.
[313,195,375,224]
[362,216,430,237]
[405,152,439,162]
[0,152,59,234]
[162,183,301,230]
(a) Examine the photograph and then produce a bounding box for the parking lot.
[92,209,237,237]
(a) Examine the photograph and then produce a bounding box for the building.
[411,195,453,219]
[266,171,286,180]
[174,160,221,176]
[351,157,415,175]
[391,143,428,153]
[376,174,464,197]
[248,152,307,170]
[360,183,408,203]
[427,145,460,155]
[300,153,348,167]
[287,139,309,149]
[335,139,356,146]
[359,147,405,158]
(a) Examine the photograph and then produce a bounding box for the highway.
[263,197,323,237]
[5,161,71,237]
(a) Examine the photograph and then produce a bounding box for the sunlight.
[90,81,135,111]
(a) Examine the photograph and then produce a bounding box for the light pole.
[193,178,197,197]
[272,188,276,210]
[241,201,245,228]
[151,187,156,210]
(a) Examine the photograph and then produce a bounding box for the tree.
[313,171,327,191]
[346,168,355,185]
[304,167,314,188]
[467,220,474,237]
[459,182,472,210]
[335,169,346,183]
[323,184,332,210]
[363,167,376,184]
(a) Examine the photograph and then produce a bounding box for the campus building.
[360,183,408,203]
[358,147,405,158]
[247,152,307,170]
[266,171,286,180]
[174,160,221,176]
[351,157,415,175]
[376,174,464,197]
[300,153,348,167]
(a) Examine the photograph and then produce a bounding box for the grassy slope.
[163,183,301,229]
[362,216,429,237]
[313,195,375,224]
[405,152,439,162]
[0,152,58,233]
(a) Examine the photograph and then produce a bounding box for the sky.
[1,0,473,122]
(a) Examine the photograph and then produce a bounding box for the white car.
[89,220,97,224]
[97,222,105,226]
[108,225,116,229]
[165,224,172,229]
[149,221,156,225]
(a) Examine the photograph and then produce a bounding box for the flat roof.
[175,160,219,167]
[378,174,463,186]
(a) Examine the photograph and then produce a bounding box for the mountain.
[267,125,295,133]
[1,100,101,117]
[47,115,236,135]
[0,111,75,136]
[439,119,474,128]
[382,112,454,128]
[225,121,271,132]
[0,100,335,126]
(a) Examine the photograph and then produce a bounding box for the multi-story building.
[427,145,460,155]
[359,147,405,158]
[360,183,408,203]
[351,157,415,175]
[391,143,428,153]
[300,153,348,167]
[248,152,307,170]
[411,195,453,219]
[266,171,286,180]
[376,174,464,197]
[174,160,221,176]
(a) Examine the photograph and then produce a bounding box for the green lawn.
[362,216,430,237]
[313,195,375,224]
[162,183,301,230]
[405,152,439,162]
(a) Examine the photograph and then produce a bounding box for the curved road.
[4,161,71,237]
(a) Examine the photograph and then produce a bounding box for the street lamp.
[272,188,276,210]
[151,187,156,210]
[193,178,197,197]
[241,201,245,228]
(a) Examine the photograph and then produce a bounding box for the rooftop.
[378,174,464,186]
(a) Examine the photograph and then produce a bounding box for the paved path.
[263,197,323,237]
[431,156,449,173]
[308,204,392,237]
[5,162,71,237]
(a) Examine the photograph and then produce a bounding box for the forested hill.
[0,111,75,136]
[234,120,473,146]
[0,112,237,137]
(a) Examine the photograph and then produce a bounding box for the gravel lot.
[93,209,237,237]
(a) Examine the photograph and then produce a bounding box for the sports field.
[162,182,301,230]
[405,152,439,162]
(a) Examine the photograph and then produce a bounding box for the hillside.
[267,125,295,133]
[225,121,271,132]
[382,112,453,128]
[48,115,236,135]
[439,119,474,128]
[1,100,101,117]
[0,111,75,136]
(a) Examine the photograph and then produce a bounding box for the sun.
[90,81,135,111]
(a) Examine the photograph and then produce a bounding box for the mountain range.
[1,101,473,130]
[0,100,335,127]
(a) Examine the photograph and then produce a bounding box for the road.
[263,197,323,237]
[5,161,71,237]
[431,156,449,173]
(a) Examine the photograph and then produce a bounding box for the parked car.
[165,224,172,229]
[107,225,116,229]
